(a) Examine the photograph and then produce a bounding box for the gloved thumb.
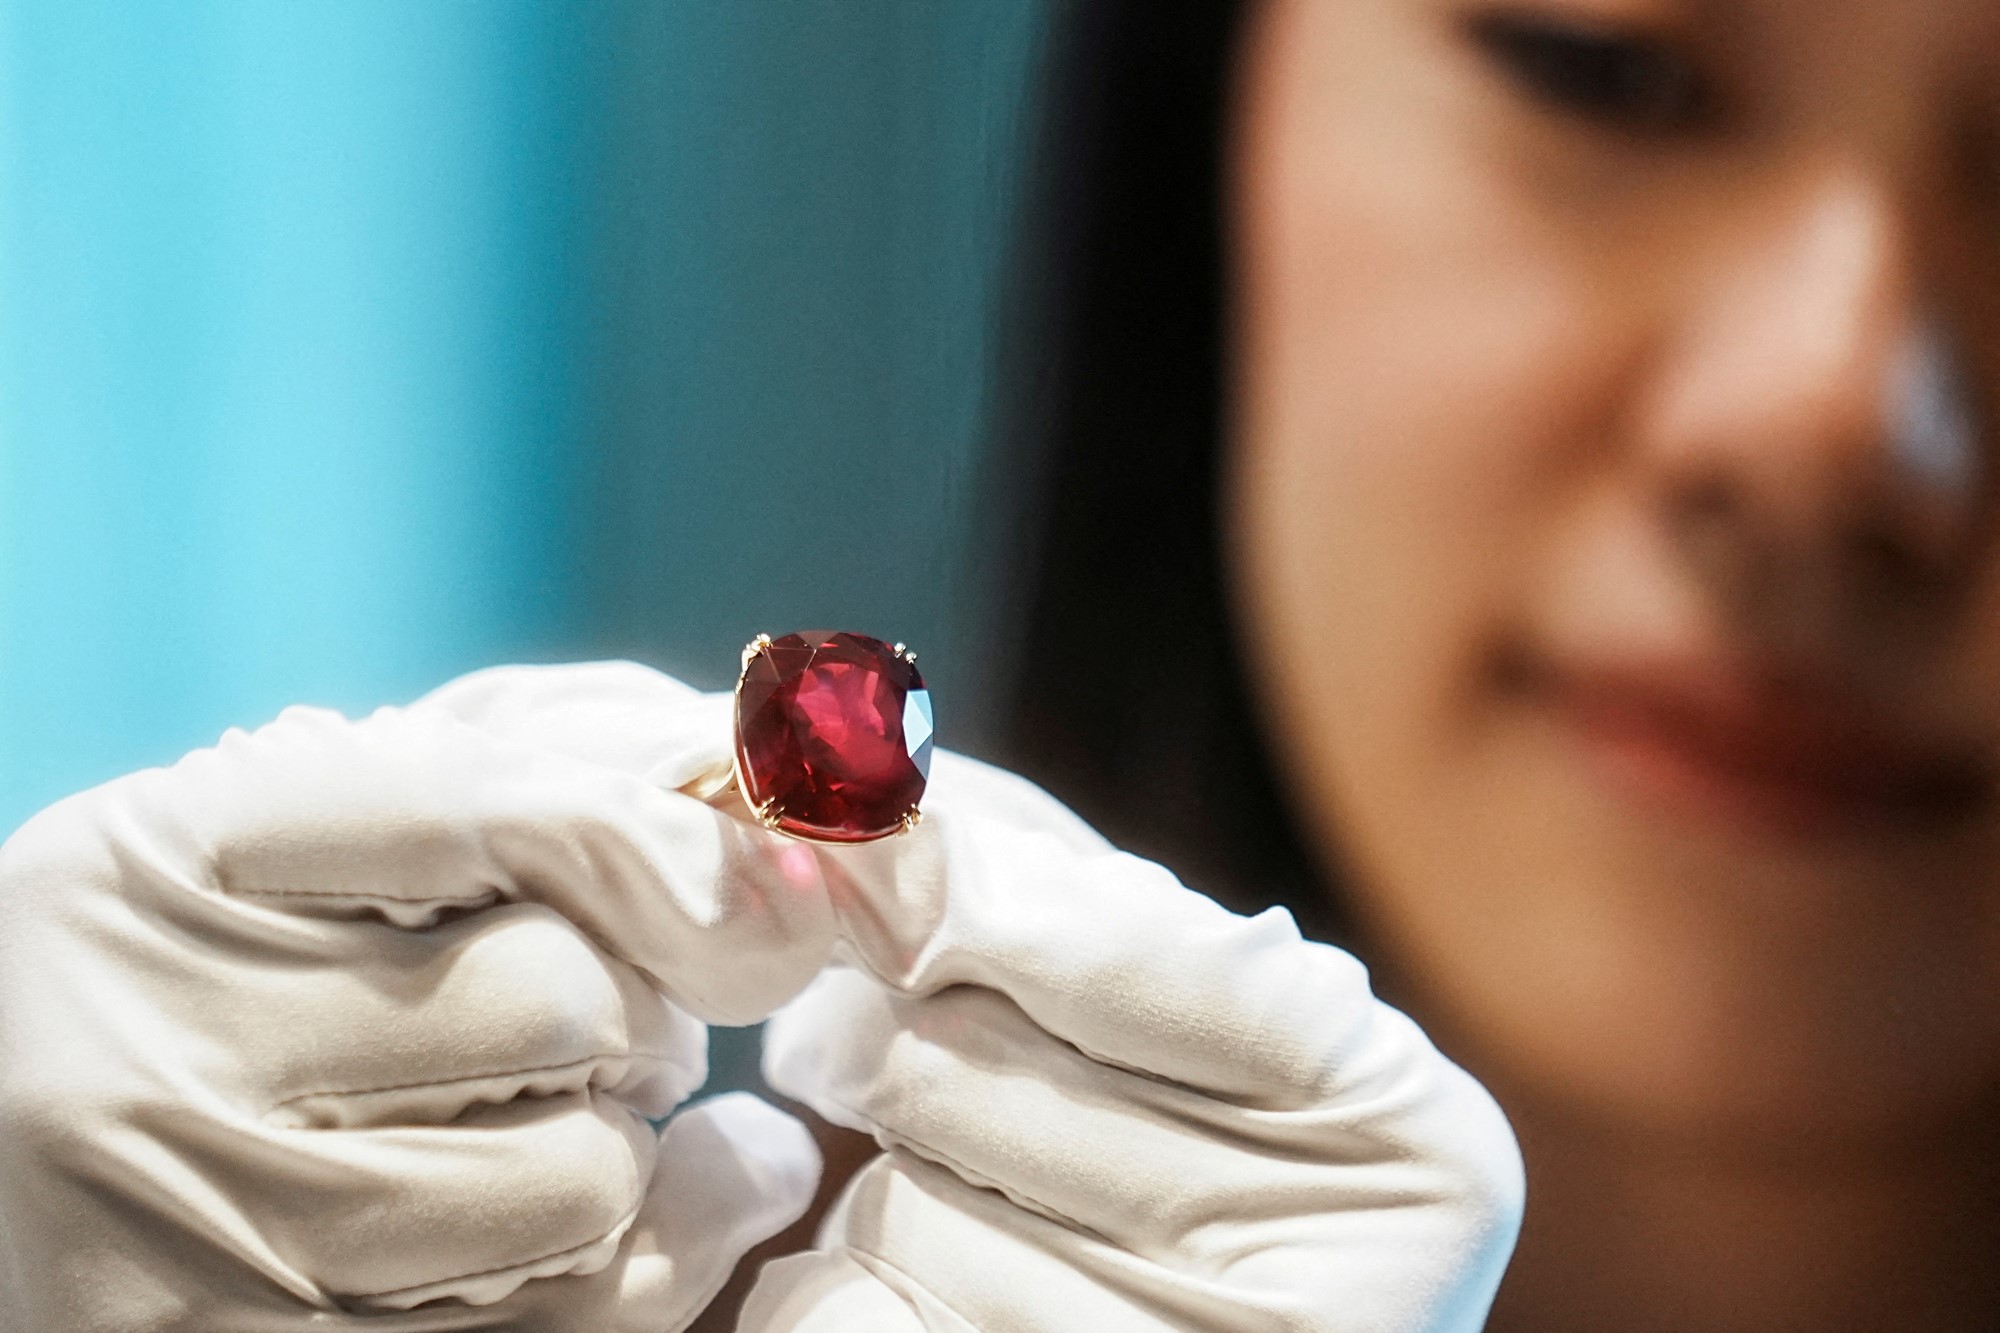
[611,1092,823,1333]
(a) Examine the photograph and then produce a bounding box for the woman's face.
[1232,0,2000,1144]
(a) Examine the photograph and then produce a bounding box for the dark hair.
[983,0,1346,942]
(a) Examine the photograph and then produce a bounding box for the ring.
[687,630,934,844]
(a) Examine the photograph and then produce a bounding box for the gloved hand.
[0,662,832,1331]
[741,752,1525,1332]
[0,658,1522,1332]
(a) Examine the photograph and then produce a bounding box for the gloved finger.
[737,1246,946,1331]
[196,1092,662,1311]
[100,693,838,1025]
[765,967,1519,1282]
[745,1153,1257,1333]
[218,904,709,1128]
[604,1092,822,1333]
[468,1093,823,1333]
[809,772,1395,1109]
[754,1146,1517,1333]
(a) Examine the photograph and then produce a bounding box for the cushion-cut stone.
[735,630,932,843]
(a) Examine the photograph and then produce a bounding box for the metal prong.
[741,633,773,673]
[899,807,923,834]
[756,797,784,831]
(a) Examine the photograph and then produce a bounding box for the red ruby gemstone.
[735,630,933,843]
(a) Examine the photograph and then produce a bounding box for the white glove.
[0,657,1521,1331]
[741,752,1525,1332]
[0,662,831,1331]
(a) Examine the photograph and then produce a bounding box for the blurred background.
[0,0,1048,838]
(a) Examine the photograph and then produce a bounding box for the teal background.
[0,1,1045,837]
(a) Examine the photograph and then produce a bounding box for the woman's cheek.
[1230,0,1655,853]
[1231,170,1644,873]
[1229,16,1683,1119]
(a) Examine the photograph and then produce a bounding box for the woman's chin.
[1347,700,2000,1154]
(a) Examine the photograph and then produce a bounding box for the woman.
[1001,0,2000,1327]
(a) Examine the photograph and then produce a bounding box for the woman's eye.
[1466,9,1718,136]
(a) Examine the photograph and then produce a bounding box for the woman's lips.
[1537,659,1991,836]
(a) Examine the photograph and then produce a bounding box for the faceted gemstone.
[734,630,933,843]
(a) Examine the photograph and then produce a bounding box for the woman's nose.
[1637,164,1988,637]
